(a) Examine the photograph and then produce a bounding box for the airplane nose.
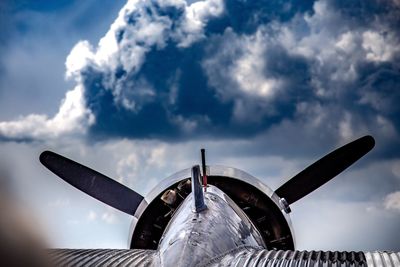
[157,185,265,267]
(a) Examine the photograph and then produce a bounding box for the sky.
[0,0,399,251]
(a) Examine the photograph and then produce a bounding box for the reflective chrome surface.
[157,185,264,267]
[48,249,157,266]
[191,165,207,212]
[365,251,400,267]
[207,248,369,267]
[129,165,295,248]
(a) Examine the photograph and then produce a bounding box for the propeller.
[275,135,375,205]
[40,151,144,216]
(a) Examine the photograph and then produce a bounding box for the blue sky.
[0,0,399,250]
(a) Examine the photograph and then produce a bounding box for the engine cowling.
[129,165,295,250]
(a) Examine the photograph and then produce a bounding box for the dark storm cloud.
[205,0,315,35]
[78,0,400,144]
[1,0,399,158]
[330,0,400,30]
[73,0,318,140]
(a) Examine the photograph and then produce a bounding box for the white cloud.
[148,146,167,168]
[282,10,362,93]
[2,0,398,142]
[116,153,140,184]
[0,0,225,141]
[178,0,224,47]
[275,0,400,99]
[384,191,400,211]
[113,141,169,190]
[204,27,284,100]
[375,115,398,139]
[231,29,282,98]
[202,28,287,123]
[87,210,97,221]
[98,0,224,110]
[201,0,397,127]
[0,85,94,140]
[101,211,118,224]
[335,31,358,53]
[338,112,355,141]
[170,115,200,133]
[362,30,400,62]
[94,0,224,76]
[65,41,96,80]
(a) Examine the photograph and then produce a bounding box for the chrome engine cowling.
[129,166,295,250]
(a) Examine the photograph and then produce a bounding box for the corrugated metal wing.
[48,249,157,267]
[47,249,400,266]
[204,248,400,267]
[365,251,400,267]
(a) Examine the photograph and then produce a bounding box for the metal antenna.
[201,148,207,191]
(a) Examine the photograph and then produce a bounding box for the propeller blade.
[40,151,143,215]
[275,135,375,205]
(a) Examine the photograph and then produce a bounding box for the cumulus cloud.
[0,0,399,147]
[0,85,94,140]
[221,28,283,99]
[64,0,395,150]
[362,30,400,62]
[384,191,400,211]
[0,0,225,140]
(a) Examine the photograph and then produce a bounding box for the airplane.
[40,135,400,266]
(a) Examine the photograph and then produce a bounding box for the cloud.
[0,84,94,140]
[0,0,397,150]
[0,0,127,137]
[362,30,400,62]
[87,210,97,221]
[384,191,400,211]
[101,211,118,224]
[1,0,400,207]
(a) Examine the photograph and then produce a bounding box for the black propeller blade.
[40,151,144,216]
[275,135,375,205]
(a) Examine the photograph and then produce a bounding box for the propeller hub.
[279,198,291,214]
